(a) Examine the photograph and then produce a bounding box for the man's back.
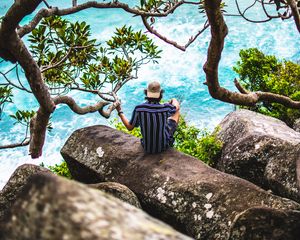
[130,102,176,153]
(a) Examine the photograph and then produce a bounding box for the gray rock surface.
[216,110,300,202]
[88,182,141,208]
[0,173,192,240]
[228,207,300,240]
[61,125,300,240]
[293,118,300,133]
[0,164,50,222]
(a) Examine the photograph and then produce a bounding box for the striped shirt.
[129,101,176,153]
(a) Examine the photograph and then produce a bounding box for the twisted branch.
[203,0,300,109]
[18,0,187,37]
[0,0,55,113]
[53,95,109,114]
[142,16,209,51]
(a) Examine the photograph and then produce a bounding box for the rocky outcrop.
[0,173,192,240]
[61,125,300,240]
[216,110,300,203]
[0,164,50,222]
[228,207,300,240]
[88,182,141,208]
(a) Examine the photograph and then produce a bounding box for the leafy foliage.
[113,116,222,166]
[48,161,72,179]
[10,110,35,126]
[0,85,13,119]
[234,48,300,126]
[173,117,222,166]
[10,110,53,131]
[114,119,143,138]
[28,16,161,93]
[233,48,281,92]
[139,0,164,11]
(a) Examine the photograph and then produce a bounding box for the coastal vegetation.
[234,48,300,127]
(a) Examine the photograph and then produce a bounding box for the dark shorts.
[167,119,178,147]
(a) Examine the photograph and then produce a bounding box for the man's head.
[144,81,163,102]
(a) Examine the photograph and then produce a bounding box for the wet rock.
[0,173,192,240]
[0,164,50,222]
[216,109,300,203]
[61,125,300,240]
[88,182,141,208]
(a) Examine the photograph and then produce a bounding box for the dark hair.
[144,89,164,103]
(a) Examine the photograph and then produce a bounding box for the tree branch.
[53,95,109,114]
[203,0,300,109]
[28,96,111,158]
[98,92,120,119]
[141,16,209,51]
[18,1,187,38]
[287,0,300,32]
[0,139,30,149]
[0,70,32,93]
[235,0,273,23]
[29,108,50,158]
[234,78,249,94]
[0,0,55,113]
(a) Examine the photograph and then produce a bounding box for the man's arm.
[169,98,180,124]
[116,105,134,131]
[170,98,180,111]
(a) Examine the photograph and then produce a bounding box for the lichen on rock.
[61,124,300,240]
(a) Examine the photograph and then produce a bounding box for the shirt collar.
[146,101,160,104]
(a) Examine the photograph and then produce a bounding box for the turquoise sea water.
[1,0,300,188]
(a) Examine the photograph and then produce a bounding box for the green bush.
[233,48,300,126]
[114,119,142,138]
[47,161,72,179]
[113,116,223,166]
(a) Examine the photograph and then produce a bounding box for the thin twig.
[42,0,51,9]
[0,139,30,149]
[235,0,273,23]
[0,71,31,93]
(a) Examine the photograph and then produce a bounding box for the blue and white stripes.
[129,102,176,153]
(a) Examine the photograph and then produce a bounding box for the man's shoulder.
[134,102,170,112]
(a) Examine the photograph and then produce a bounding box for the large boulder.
[0,173,192,240]
[61,125,300,240]
[228,207,300,240]
[88,182,141,208]
[216,110,300,202]
[0,164,50,222]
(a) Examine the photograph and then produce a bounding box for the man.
[116,81,180,153]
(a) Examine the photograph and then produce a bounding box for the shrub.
[47,161,72,179]
[114,119,142,138]
[233,48,300,126]
[113,116,223,166]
